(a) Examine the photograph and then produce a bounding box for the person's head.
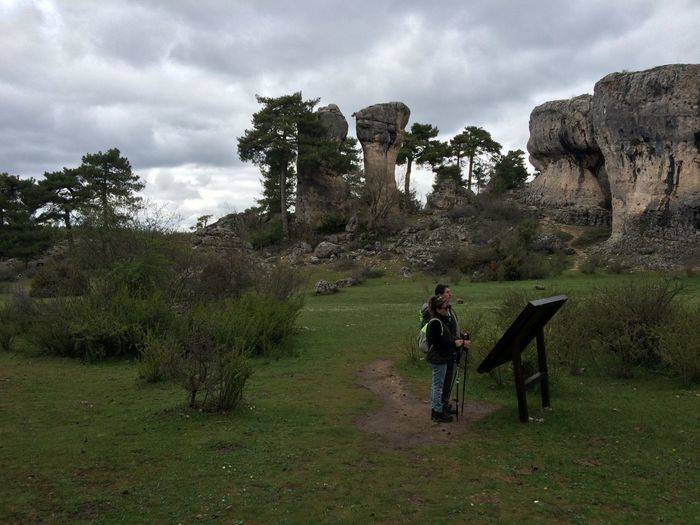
[428,294,449,318]
[434,284,452,304]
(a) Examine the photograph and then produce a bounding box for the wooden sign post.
[477,295,567,423]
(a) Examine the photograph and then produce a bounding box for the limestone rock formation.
[590,64,700,241]
[526,94,611,226]
[425,179,474,213]
[296,104,352,226]
[353,102,410,208]
[525,64,699,262]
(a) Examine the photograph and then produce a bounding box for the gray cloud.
[1,0,698,226]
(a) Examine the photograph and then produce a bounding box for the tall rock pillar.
[353,102,410,218]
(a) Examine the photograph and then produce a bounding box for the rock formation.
[353,102,410,210]
[590,65,700,241]
[525,64,699,261]
[295,104,352,226]
[526,95,611,226]
[425,179,474,213]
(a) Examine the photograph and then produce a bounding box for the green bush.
[210,293,303,358]
[30,259,90,298]
[249,219,283,249]
[403,333,423,367]
[24,288,174,360]
[547,278,686,379]
[607,257,632,274]
[137,331,179,383]
[579,255,602,274]
[571,226,611,248]
[656,305,700,386]
[171,323,251,411]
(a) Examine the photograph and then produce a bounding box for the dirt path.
[355,359,500,447]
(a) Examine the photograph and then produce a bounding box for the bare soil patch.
[355,359,499,447]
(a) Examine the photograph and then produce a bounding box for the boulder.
[335,277,359,288]
[353,102,410,214]
[313,241,341,258]
[314,280,338,295]
[425,179,474,212]
[530,234,565,253]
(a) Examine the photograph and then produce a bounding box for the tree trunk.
[64,211,74,247]
[404,159,413,212]
[467,155,474,192]
[280,163,289,240]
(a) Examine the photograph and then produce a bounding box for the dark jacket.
[425,313,457,365]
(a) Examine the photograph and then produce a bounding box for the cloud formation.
[2,0,698,226]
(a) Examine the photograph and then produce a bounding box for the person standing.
[425,295,470,423]
[421,284,460,414]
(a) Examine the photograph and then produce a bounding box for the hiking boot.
[443,403,457,415]
[431,409,453,423]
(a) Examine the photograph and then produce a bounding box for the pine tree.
[237,93,318,239]
[397,123,439,211]
[450,126,501,192]
[78,148,144,228]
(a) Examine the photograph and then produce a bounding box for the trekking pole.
[460,348,469,415]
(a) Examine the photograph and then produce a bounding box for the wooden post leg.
[536,328,551,408]
[512,348,528,423]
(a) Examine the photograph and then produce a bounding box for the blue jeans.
[430,363,447,412]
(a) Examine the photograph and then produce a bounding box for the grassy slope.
[0,273,698,524]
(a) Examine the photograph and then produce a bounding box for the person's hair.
[428,295,447,318]
[434,284,449,296]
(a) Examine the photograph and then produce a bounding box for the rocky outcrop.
[296,104,352,227]
[526,95,611,226]
[590,64,700,241]
[425,179,475,213]
[525,64,699,261]
[353,102,410,210]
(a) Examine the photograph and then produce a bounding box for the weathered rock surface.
[296,104,352,226]
[313,241,341,259]
[314,279,337,295]
[590,64,700,241]
[353,102,410,209]
[526,94,611,225]
[525,64,699,263]
[425,179,475,212]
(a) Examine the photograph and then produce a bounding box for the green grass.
[1,273,698,523]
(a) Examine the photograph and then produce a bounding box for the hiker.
[421,284,459,415]
[425,294,470,423]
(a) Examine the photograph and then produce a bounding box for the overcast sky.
[2,0,698,227]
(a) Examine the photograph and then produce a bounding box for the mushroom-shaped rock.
[353,102,411,208]
[525,94,611,225]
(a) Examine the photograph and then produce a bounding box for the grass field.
[1,273,698,523]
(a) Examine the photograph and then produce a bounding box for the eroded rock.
[353,102,410,211]
[296,104,352,227]
[526,94,611,225]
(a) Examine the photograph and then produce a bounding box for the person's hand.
[464,340,472,349]
[455,339,464,347]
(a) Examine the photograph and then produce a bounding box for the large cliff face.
[525,64,699,257]
[353,102,410,206]
[296,104,351,226]
[591,65,700,240]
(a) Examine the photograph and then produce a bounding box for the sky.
[2,0,698,228]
